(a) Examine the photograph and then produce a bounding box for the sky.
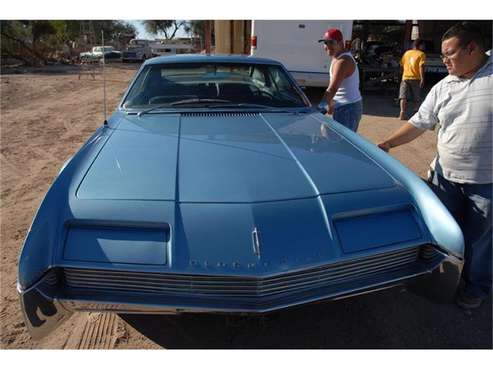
[129,20,188,40]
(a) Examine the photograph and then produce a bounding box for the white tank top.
[329,52,362,107]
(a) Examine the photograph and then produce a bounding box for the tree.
[143,20,186,39]
[1,21,48,64]
[1,20,136,66]
[183,20,214,50]
[184,20,206,38]
[91,20,136,43]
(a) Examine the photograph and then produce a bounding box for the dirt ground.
[1,64,491,349]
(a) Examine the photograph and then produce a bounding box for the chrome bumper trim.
[18,252,460,340]
[18,277,73,341]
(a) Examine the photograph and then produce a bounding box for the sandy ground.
[1,65,491,349]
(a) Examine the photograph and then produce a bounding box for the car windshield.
[122,62,308,109]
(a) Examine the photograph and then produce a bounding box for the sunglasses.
[440,47,467,61]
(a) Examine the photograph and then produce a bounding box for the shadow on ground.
[119,286,492,349]
[1,63,139,76]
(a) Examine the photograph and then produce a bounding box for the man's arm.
[379,77,439,152]
[419,53,426,88]
[377,122,426,152]
[419,64,425,88]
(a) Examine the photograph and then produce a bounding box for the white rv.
[150,40,195,57]
[250,20,353,87]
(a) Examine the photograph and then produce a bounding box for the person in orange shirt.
[399,39,426,120]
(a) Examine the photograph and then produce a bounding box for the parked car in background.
[80,46,121,63]
[122,39,152,62]
[18,55,464,340]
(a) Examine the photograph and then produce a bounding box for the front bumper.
[18,275,73,341]
[18,246,461,340]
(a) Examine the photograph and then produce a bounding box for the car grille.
[44,270,59,286]
[63,246,441,299]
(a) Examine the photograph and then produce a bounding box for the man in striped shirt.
[378,22,492,309]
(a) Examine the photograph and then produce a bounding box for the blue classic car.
[18,55,464,340]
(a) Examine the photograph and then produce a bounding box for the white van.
[250,20,353,87]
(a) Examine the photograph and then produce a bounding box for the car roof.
[144,54,283,66]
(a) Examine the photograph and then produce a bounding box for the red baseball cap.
[318,28,343,43]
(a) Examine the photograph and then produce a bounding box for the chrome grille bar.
[64,252,418,293]
[63,246,439,298]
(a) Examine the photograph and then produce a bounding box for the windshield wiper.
[169,98,232,106]
[208,103,304,112]
[135,100,305,117]
[136,105,176,117]
[136,99,233,116]
[208,103,272,109]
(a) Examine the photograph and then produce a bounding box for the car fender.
[312,113,464,259]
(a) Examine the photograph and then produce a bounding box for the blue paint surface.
[335,209,422,253]
[64,225,168,265]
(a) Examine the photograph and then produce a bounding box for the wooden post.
[244,20,252,54]
[204,20,212,54]
[403,20,413,50]
[214,20,232,54]
[232,20,245,54]
[214,20,248,54]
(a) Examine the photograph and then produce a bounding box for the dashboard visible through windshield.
[122,63,309,110]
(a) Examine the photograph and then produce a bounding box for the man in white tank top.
[319,28,363,132]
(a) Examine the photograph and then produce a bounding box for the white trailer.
[250,20,353,87]
[150,40,195,57]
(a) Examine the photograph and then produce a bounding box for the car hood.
[77,112,396,202]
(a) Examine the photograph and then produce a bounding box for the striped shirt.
[409,55,492,184]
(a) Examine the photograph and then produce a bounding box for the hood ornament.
[252,227,262,259]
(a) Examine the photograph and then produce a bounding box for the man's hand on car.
[377,141,392,152]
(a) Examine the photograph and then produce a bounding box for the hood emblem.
[252,227,262,259]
